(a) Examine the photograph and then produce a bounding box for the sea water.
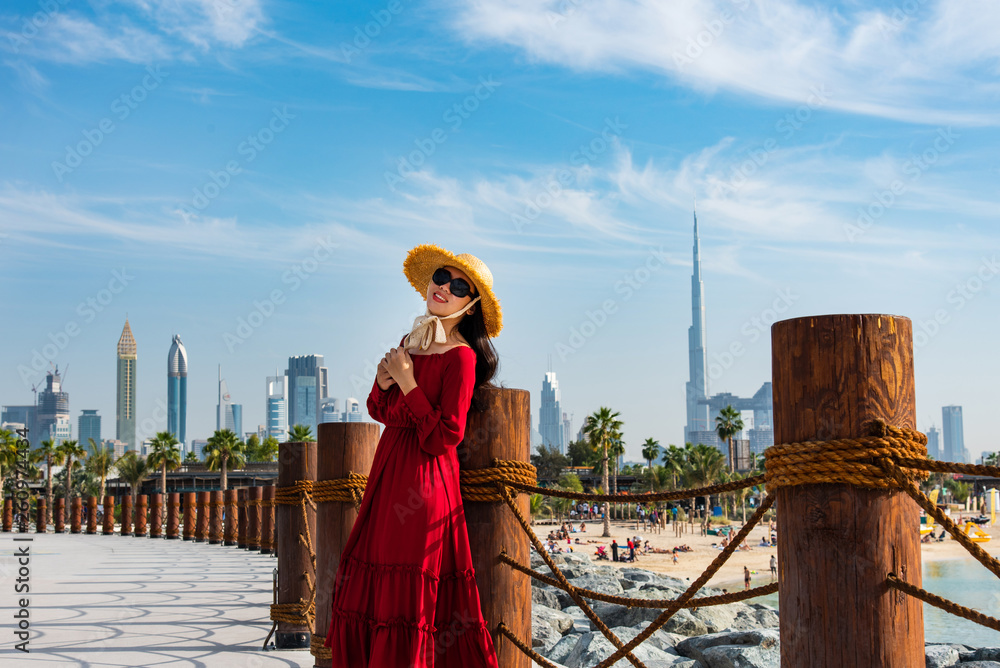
[753,558,1000,647]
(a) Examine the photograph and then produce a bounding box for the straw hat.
[403,243,502,338]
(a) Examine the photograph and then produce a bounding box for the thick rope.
[313,473,368,509]
[310,633,332,660]
[886,574,1000,633]
[461,459,538,502]
[268,480,318,631]
[497,620,563,668]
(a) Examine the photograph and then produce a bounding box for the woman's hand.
[376,360,396,391]
[383,346,417,394]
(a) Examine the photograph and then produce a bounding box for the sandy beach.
[531,513,1000,592]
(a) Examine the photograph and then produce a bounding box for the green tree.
[116,451,151,507]
[288,424,314,442]
[557,473,584,493]
[641,438,661,481]
[0,429,19,494]
[244,434,262,460]
[205,429,246,492]
[684,443,726,517]
[85,441,115,501]
[57,440,87,504]
[566,439,596,467]
[148,431,182,505]
[715,405,744,473]
[529,493,545,525]
[583,407,623,537]
[245,434,279,462]
[184,450,199,463]
[661,444,687,490]
[38,439,64,526]
[531,443,570,481]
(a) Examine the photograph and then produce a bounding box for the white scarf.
[403,296,481,351]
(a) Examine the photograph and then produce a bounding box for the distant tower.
[37,368,71,445]
[685,210,710,444]
[116,319,137,450]
[942,406,965,463]
[217,365,232,433]
[926,426,941,460]
[78,410,101,449]
[286,355,329,436]
[540,371,565,454]
[266,371,289,439]
[167,335,188,449]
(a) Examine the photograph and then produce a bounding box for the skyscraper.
[344,398,362,423]
[37,368,71,445]
[942,406,965,463]
[320,397,340,424]
[286,355,328,436]
[266,372,288,440]
[217,365,232,433]
[227,404,243,438]
[540,371,565,453]
[167,335,188,448]
[116,319,137,450]
[78,409,101,449]
[685,211,710,444]
[926,426,941,460]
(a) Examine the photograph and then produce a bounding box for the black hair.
[455,290,500,413]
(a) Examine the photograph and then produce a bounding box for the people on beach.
[744,565,751,590]
[770,554,777,580]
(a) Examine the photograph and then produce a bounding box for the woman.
[324,244,502,668]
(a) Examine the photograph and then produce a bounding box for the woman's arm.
[398,348,476,457]
[366,335,407,423]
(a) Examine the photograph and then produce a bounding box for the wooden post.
[209,491,224,545]
[459,387,532,668]
[166,492,180,539]
[103,496,115,535]
[260,485,275,555]
[54,497,65,533]
[237,489,248,549]
[247,486,262,551]
[195,491,210,542]
[150,494,163,538]
[121,495,133,536]
[135,495,148,537]
[86,496,98,534]
[773,314,923,667]
[1,497,10,532]
[275,440,317,650]
[182,492,196,541]
[224,489,238,546]
[35,498,46,533]
[70,497,82,533]
[314,423,379,668]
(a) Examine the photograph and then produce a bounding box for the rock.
[961,663,1000,668]
[561,606,592,634]
[970,649,1000,662]
[925,644,961,668]
[621,568,658,584]
[546,634,581,664]
[532,586,560,610]
[689,604,738,633]
[531,606,564,654]
[751,606,779,629]
[563,626,688,668]
[675,629,779,666]
[533,603,574,635]
[533,660,568,668]
[626,622,688,653]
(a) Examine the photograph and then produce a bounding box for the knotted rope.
[460,458,537,502]
[269,480,317,631]
[313,473,368,509]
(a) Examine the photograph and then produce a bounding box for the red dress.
[323,339,501,668]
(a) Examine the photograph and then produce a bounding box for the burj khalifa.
[684,211,710,444]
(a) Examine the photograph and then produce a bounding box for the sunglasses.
[432,267,476,299]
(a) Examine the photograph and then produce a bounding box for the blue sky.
[1,0,998,461]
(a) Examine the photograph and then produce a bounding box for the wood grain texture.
[166,492,180,539]
[276,441,318,638]
[773,314,923,667]
[261,485,275,554]
[102,495,115,535]
[223,489,238,545]
[194,491,209,542]
[54,497,65,533]
[86,495,98,534]
[135,495,148,537]
[208,491,222,544]
[121,494,133,536]
[35,498,46,533]
[183,491,196,540]
[237,489,247,548]
[459,387,531,668]
[314,422,380,668]
[70,497,82,534]
[247,486,262,549]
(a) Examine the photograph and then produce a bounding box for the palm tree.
[0,429,19,494]
[57,440,87,504]
[715,405,744,473]
[287,424,314,442]
[205,429,246,492]
[116,451,151,508]
[661,444,687,490]
[582,407,623,537]
[529,493,545,525]
[641,438,660,489]
[37,439,63,526]
[148,431,182,500]
[86,441,115,501]
[684,443,726,519]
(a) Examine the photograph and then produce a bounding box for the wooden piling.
[247,486,262,551]
[103,495,115,534]
[35,498,46,533]
[260,485,275,555]
[773,314,923,667]
[166,492,180,539]
[121,495,133,536]
[86,496,98,534]
[54,497,65,533]
[209,490,224,545]
[150,494,163,538]
[195,491,210,542]
[237,489,248,549]
[314,422,379,668]
[224,489,238,546]
[459,387,532,668]
[70,497,82,533]
[182,492,196,541]
[135,495,148,537]
[275,440,317,650]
